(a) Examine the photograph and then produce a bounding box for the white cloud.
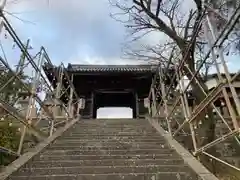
[66,55,141,66]
[0,0,143,118]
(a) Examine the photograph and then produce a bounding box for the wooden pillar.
[151,87,157,116]
[77,98,85,118]
[68,74,74,118]
[91,91,94,119]
[135,92,139,118]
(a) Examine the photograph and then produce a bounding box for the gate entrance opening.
[97,107,133,119]
[93,91,136,118]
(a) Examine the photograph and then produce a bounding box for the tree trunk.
[183,55,217,173]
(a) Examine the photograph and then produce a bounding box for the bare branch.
[133,0,185,47]
[156,0,162,17]
[194,0,202,11]
[184,10,197,39]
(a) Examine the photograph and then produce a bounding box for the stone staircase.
[6,119,201,180]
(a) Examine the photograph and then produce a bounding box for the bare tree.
[208,0,240,53]
[110,0,228,171]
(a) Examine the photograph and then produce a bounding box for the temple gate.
[66,64,156,119]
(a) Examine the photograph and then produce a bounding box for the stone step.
[58,135,165,140]
[72,121,150,124]
[63,130,159,134]
[76,120,148,124]
[8,172,199,180]
[78,119,146,121]
[14,165,192,176]
[41,149,176,156]
[73,124,151,128]
[67,129,156,132]
[74,126,154,129]
[72,123,151,126]
[71,124,152,128]
[74,120,149,124]
[56,137,164,141]
[72,122,152,125]
[73,121,151,125]
[53,139,166,144]
[66,127,156,133]
[61,133,160,137]
[55,139,166,144]
[48,143,168,150]
[34,154,179,161]
[24,159,184,168]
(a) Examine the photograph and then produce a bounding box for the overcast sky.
[3,0,131,64]
[1,0,139,118]
[1,0,239,118]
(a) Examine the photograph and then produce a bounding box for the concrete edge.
[146,117,219,180]
[0,118,79,180]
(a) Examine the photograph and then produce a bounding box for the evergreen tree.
[0,68,30,166]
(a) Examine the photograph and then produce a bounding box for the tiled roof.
[67,64,158,72]
[206,73,240,79]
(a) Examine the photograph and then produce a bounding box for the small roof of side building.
[205,73,240,81]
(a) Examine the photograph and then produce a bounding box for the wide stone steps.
[66,129,158,134]
[45,145,169,150]
[33,154,180,161]
[58,137,166,141]
[52,140,166,146]
[40,149,176,155]
[12,165,192,176]
[24,159,184,168]
[7,173,197,180]
[7,119,199,180]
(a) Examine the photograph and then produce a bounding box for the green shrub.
[0,122,20,165]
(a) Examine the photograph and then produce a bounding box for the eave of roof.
[67,64,158,72]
